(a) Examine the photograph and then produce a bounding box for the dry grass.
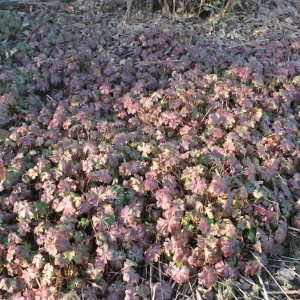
[159,231,300,300]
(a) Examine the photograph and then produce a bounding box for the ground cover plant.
[0,7,300,300]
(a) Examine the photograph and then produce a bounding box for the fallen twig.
[251,252,292,300]
[281,255,300,261]
[288,226,300,233]
[257,273,270,300]
[267,290,300,295]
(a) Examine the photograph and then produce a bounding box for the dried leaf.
[0,160,7,180]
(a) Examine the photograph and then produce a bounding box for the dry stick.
[81,286,84,300]
[251,252,292,300]
[150,263,154,300]
[172,281,180,300]
[240,275,256,286]
[196,289,204,300]
[239,276,276,300]
[217,288,224,300]
[149,261,169,278]
[188,279,196,300]
[152,284,156,300]
[267,264,290,268]
[150,263,160,300]
[30,93,45,107]
[176,284,188,300]
[173,285,190,300]
[200,106,213,125]
[218,281,239,300]
[257,273,270,300]
[234,286,249,300]
[35,278,41,288]
[288,232,300,239]
[288,226,300,233]
[281,255,300,261]
[267,290,300,295]
[197,0,205,16]
[269,258,300,262]
[232,282,262,300]
[179,278,197,300]
[158,259,164,300]
[221,0,234,17]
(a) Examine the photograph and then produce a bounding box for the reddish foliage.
[0,9,299,298]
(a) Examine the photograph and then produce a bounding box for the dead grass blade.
[257,273,270,300]
[251,251,292,300]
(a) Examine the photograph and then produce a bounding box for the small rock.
[276,268,295,281]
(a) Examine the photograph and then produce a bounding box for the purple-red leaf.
[86,170,112,183]
[83,142,99,155]
[155,189,172,210]
[164,262,190,284]
[122,267,140,286]
[119,161,142,176]
[215,260,237,279]
[208,175,230,196]
[145,245,162,263]
[274,220,287,244]
[186,176,207,195]
[197,218,211,234]
[198,266,218,288]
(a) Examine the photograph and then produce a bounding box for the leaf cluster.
[0,8,299,300]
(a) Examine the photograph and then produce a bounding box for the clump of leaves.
[0,7,299,300]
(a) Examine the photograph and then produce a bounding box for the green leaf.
[7,167,20,176]
[111,184,124,195]
[59,224,72,231]
[138,196,146,203]
[281,203,292,218]
[138,284,151,297]
[73,232,84,243]
[166,255,173,261]
[68,278,82,290]
[198,156,205,165]
[167,131,175,138]
[21,242,31,252]
[181,219,188,226]
[69,192,80,199]
[0,130,9,142]
[64,250,76,262]
[82,245,89,255]
[79,218,90,228]
[106,215,115,226]
[247,230,256,242]
[35,201,48,214]
[94,164,103,170]
[229,260,237,268]
[207,125,216,132]
[235,246,242,254]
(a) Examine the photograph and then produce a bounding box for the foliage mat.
[0,6,300,300]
